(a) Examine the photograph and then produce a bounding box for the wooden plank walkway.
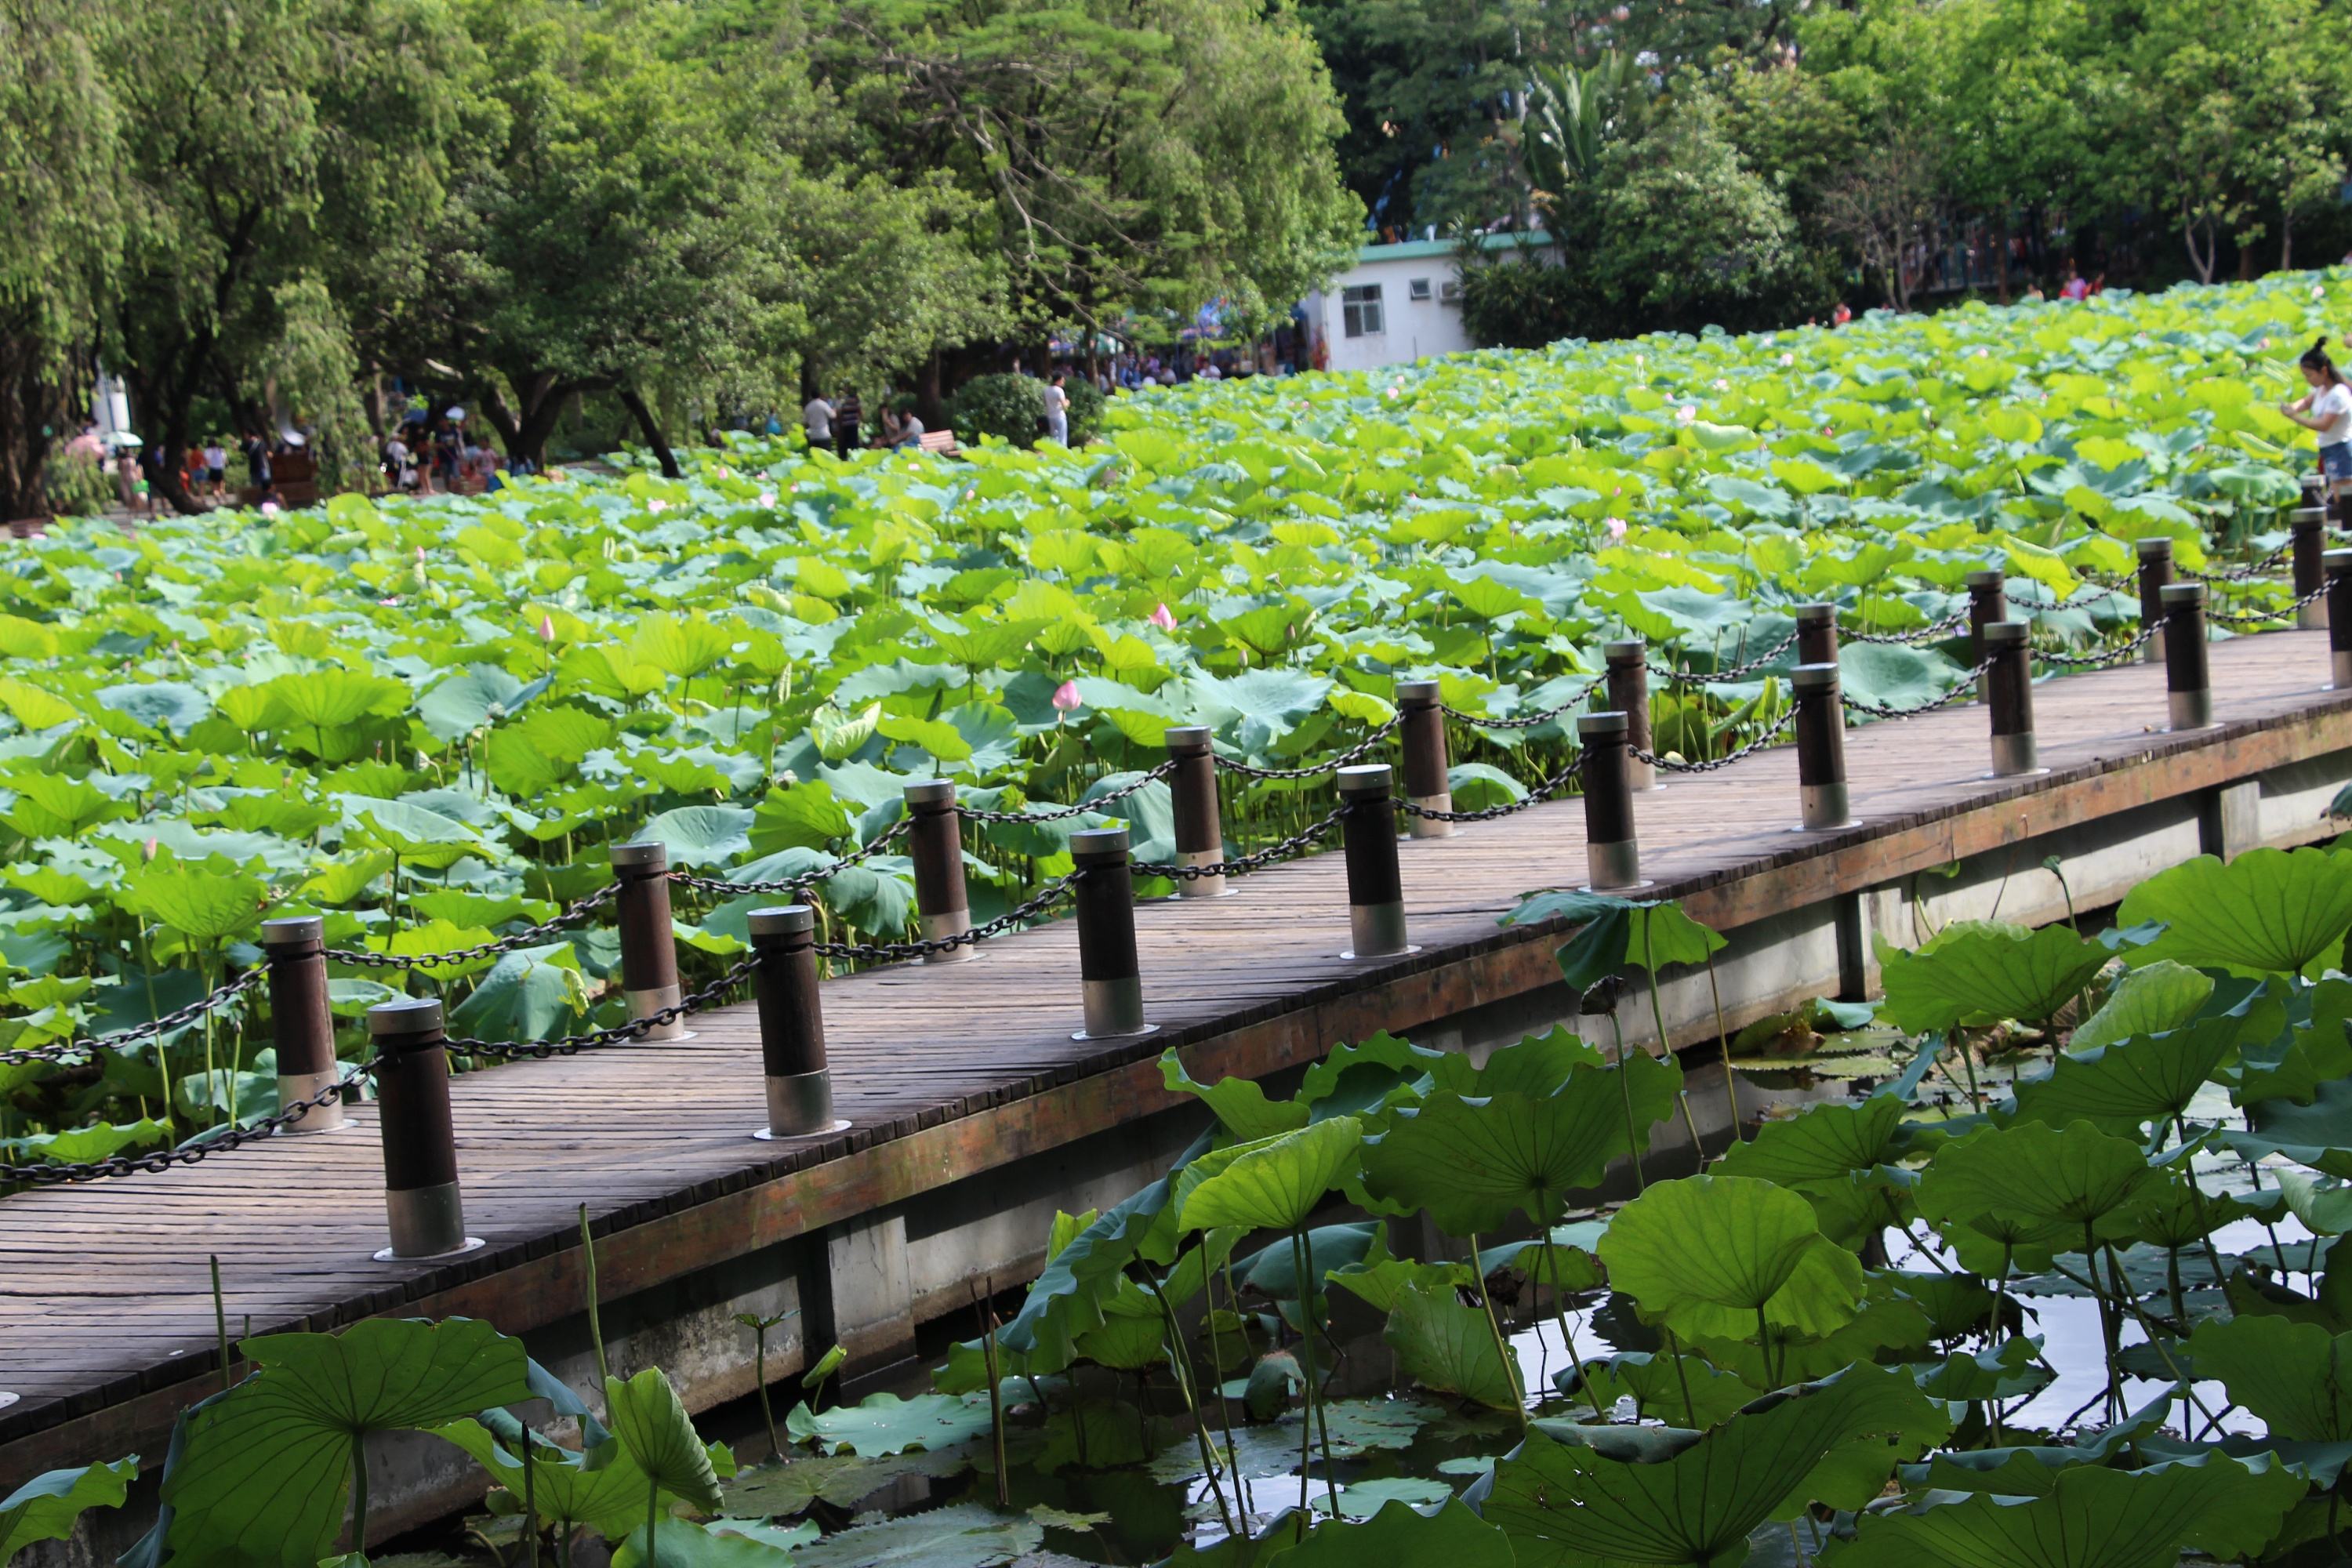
[5,628,2351,1482]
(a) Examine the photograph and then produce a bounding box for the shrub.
[1065,379,1105,446]
[949,373,1044,448]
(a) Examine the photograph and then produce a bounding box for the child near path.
[2280,338,2352,519]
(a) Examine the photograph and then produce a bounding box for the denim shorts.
[2324,441,2352,481]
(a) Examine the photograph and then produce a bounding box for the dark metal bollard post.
[1396,681,1454,837]
[263,916,347,1134]
[2295,508,2330,632]
[1791,663,1855,831]
[2136,538,2172,664]
[903,780,974,963]
[1337,764,1414,960]
[612,841,691,1040]
[368,998,477,1261]
[1578,713,1643,891]
[1604,640,1657,792]
[1795,604,1839,667]
[1070,826,1152,1039]
[749,906,844,1140]
[1967,569,2007,700]
[1982,621,2042,777]
[2329,550,2352,688]
[2161,582,2214,731]
[1163,726,1229,896]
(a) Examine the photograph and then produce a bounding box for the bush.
[1065,379,1105,447]
[949,373,1044,448]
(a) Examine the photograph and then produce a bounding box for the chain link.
[960,762,1177,823]
[812,875,1078,963]
[1396,759,1581,822]
[1440,677,1605,731]
[1843,611,1972,646]
[0,967,267,1068]
[1840,659,1991,720]
[2208,583,2329,626]
[0,1058,379,1185]
[1647,627,1802,684]
[2030,624,2160,667]
[444,956,757,1058]
[326,883,620,971]
[1132,804,1352,876]
[671,818,914,898]
[1632,705,1800,774]
[1214,719,1399,781]
[2179,543,2289,584]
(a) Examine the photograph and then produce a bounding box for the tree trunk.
[618,386,680,478]
[2282,211,2296,272]
[479,368,581,470]
[1993,209,2011,304]
[918,350,946,429]
[2183,202,2216,284]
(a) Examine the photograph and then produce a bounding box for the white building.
[1301,230,1558,374]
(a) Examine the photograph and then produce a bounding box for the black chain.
[1840,659,1991,720]
[671,818,914,898]
[1440,677,1605,731]
[0,1059,379,1185]
[812,876,1079,963]
[2031,626,2160,668]
[443,956,757,1058]
[960,762,1176,823]
[1632,705,1799,773]
[0,967,267,1067]
[326,883,620,971]
[1394,759,1582,823]
[1843,611,1972,646]
[2208,583,2329,626]
[1131,805,1351,876]
[2179,543,2289,584]
[1646,627,1802,684]
[1214,720,1399,781]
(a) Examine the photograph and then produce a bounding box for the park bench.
[917,430,959,456]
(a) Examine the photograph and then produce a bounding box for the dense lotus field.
[0,270,2340,1161]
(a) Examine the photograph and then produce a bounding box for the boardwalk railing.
[7,577,2352,1258]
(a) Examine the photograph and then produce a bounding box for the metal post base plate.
[626,985,693,1042]
[1173,848,1232,898]
[756,1070,841,1140]
[1986,732,2042,779]
[1584,838,1643,892]
[2166,691,2216,731]
[1078,977,1149,1040]
[2333,651,2352,691]
[1342,901,1413,961]
[1628,759,1660,793]
[1795,782,1858,833]
[920,909,976,964]
[274,1071,352,1134]
[378,1181,481,1261]
[2302,602,2331,633]
[1406,793,1454,840]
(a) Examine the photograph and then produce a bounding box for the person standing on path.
[2281,338,2352,520]
[802,390,834,452]
[1042,371,1070,446]
[201,436,227,500]
[833,387,862,458]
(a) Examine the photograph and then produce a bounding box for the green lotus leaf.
[1295,1029,1451,1120]
[2223,1076,2352,1180]
[1712,1094,1906,1192]
[1479,1363,1947,1565]
[1160,1047,1308,1142]
[1426,1025,1610,1099]
[416,665,534,742]
[343,797,484,870]
[0,1457,139,1558]
[252,668,410,732]
[786,1500,1044,1568]
[120,854,268,942]
[1384,1280,1523,1411]
[435,1418,734,1540]
[637,806,755,869]
[1327,1255,1475,1313]
[1262,1499,1514,1565]
[2117,847,2352,977]
[1236,1221,1388,1306]
[1829,1452,2304,1568]
[1897,1398,2172,1496]
[1567,1352,1755,1428]
[1876,920,2110,1032]
[1178,1116,1363,1234]
[144,1318,533,1567]
[607,1368,724,1512]
[1360,1054,1681,1235]
[2186,1315,2352,1441]
[447,942,586,1043]
[783,1389,991,1457]
[2067,960,2213,1053]
[612,1519,807,1566]
[2008,1013,2242,1134]
[97,680,212,735]
[1918,1122,2157,1252]
[1599,1174,1867,1342]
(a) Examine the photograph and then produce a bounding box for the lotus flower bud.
[1051,680,1083,712]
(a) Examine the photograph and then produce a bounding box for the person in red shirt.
[1831,301,1852,327]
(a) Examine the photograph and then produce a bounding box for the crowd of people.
[792,387,928,456]
[379,407,524,497]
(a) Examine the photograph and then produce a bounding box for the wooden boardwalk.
[6,628,2352,1484]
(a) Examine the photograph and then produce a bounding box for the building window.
[1407,277,1432,302]
[1341,284,1385,338]
[1439,279,1463,306]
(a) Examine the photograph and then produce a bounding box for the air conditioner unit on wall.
[1438,280,1463,305]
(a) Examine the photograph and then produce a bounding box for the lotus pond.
[2,270,2347,1167]
[19,841,2352,1567]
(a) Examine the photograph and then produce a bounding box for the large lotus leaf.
[2008,1013,2241,1134]
[1295,1030,1451,1118]
[785,1390,992,1458]
[1327,1255,1477,1313]
[1478,1363,1946,1566]
[416,665,532,743]
[1829,1452,2305,1568]
[1599,1174,1867,1341]
[1712,1094,1905,1192]
[1179,668,1335,753]
[2067,960,2213,1053]
[148,1319,533,1567]
[1917,1123,2155,1248]
[1385,1280,1523,1410]
[2185,1315,2352,1441]
[1178,1116,1362,1233]
[0,1457,139,1558]
[2117,848,2352,978]
[1260,1499,1515,1568]
[343,797,484,870]
[786,1501,1044,1568]
[2223,1076,2352,1180]
[717,1450,969,1518]
[1875,921,2108,1032]
[1426,1025,1610,1099]
[1837,641,1963,713]
[97,680,212,735]
[2231,980,2352,1107]
[612,1519,805,1566]
[638,806,756,869]
[1160,1047,1308,1142]
[1898,1399,2172,1496]
[1569,1352,1756,1428]
[1362,1055,1680,1234]
[1236,1221,1388,1305]
[448,942,587,1044]
[252,668,409,731]
[120,855,267,942]
[434,1418,733,1539]
[608,1369,724,1512]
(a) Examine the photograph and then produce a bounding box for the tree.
[1817,132,1944,310]
[0,0,129,521]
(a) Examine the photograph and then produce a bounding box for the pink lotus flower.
[758,490,777,507]
[141,837,158,862]
[379,597,400,607]
[1606,517,1628,539]
[648,499,669,514]
[538,614,556,643]
[716,466,734,480]
[1148,603,1177,630]
[260,502,280,517]
[1779,353,1795,367]
[1051,679,1083,712]
[1675,405,1697,424]
[1712,378,1730,392]
[415,545,426,561]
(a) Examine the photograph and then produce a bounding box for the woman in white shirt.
[2281,338,2352,513]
